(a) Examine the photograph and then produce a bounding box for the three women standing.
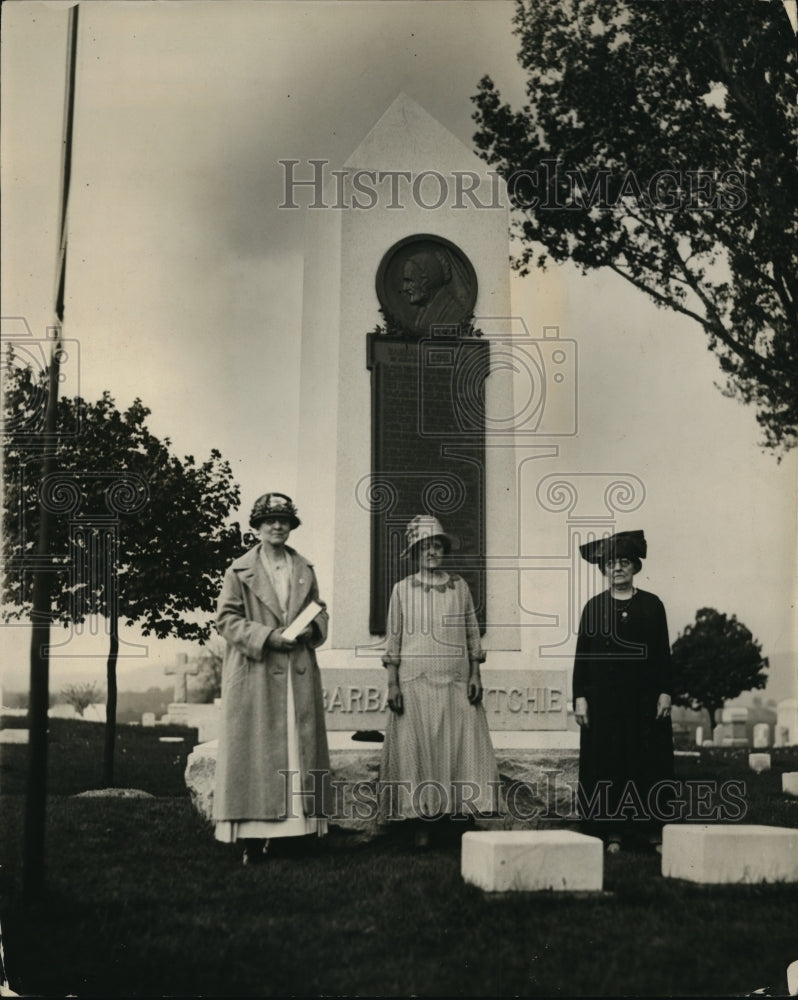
[213,493,330,864]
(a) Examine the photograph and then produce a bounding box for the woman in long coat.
[213,492,330,864]
[572,530,674,853]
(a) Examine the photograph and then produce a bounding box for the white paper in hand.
[282,601,323,641]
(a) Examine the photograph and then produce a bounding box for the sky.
[1,0,796,702]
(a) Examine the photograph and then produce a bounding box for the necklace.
[612,587,637,621]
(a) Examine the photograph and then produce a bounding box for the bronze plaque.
[376,234,478,338]
[366,333,487,635]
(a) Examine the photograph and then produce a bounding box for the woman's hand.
[265,629,296,652]
[574,696,589,728]
[468,659,484,705]
[467,676,483,705]
[656,693,672,720]
[293,626,314,645]
[387,681,403,715]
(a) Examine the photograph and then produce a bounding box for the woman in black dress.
[572,530,674,853]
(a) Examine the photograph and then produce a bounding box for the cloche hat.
[579,530,646,566]
[400,514,455,559]
[249,492,301,530]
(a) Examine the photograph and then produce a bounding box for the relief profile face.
[376,235,478,337]
[401,259,432,306]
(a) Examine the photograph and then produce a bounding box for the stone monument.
[296,93,521,662]
[293,92,578,751]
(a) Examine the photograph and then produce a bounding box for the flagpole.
[23,2,80,900]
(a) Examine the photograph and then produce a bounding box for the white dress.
[214,548,327,842]
[379,572,501,819]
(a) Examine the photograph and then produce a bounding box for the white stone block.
[461,830,603,893]
[752,722,771,748]
[662,825,798,884]
[141,713,156,727]
[777,698,798,746]
[749,752,771,772]
[782,772,798,796]
[787,958,798,996]
[721,707,749,723]
[695,726,704,746]
[0,729,29,744]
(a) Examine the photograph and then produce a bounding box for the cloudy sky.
[2,1,796,701]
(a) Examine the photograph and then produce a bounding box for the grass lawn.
[1,719,797,997]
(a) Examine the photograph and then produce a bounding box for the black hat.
[249,493,301,530]
[579,530,647,566]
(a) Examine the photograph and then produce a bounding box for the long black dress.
[572,588,674,839]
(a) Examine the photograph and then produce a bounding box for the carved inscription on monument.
[320,668,569,731]
[366,332,487,635]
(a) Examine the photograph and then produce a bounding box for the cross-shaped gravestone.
[165,653,199,703]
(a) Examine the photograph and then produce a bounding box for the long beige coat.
[212,544,331,822]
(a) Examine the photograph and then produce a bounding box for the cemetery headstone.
[165,652,198,703]
[752,722,771,748]
[748,752,771,772]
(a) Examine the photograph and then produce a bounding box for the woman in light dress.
[380,515,500,846]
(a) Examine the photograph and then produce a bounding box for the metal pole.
[23,3,80,900]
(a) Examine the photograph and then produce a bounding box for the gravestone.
[752,722,771,748]
[719,706,749,745]
[162,652,199,726]
[295,93,518,659]
[695,725,704,746]
[662,825,798,884]
[165,652,197,703]
[748,752,771,772]
[293,93,577,754]
[461,830,603,893]
[776,697,798,746]
[186,95,590,826]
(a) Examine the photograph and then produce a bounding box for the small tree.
[2,355,242,785]
[61,682,100,718]
[671,607,769,726]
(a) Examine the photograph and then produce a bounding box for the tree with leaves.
[2,355,242,784]
[473,0,797,453]
[670,607,768,726]
[60,681,101,718]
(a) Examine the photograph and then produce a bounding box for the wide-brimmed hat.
[579,530,646,566]
[400,514,455,559]
[249,492,301,530]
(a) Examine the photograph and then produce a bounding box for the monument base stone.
[184,741,580,834]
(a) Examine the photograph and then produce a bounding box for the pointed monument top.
[345,92,486,174]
